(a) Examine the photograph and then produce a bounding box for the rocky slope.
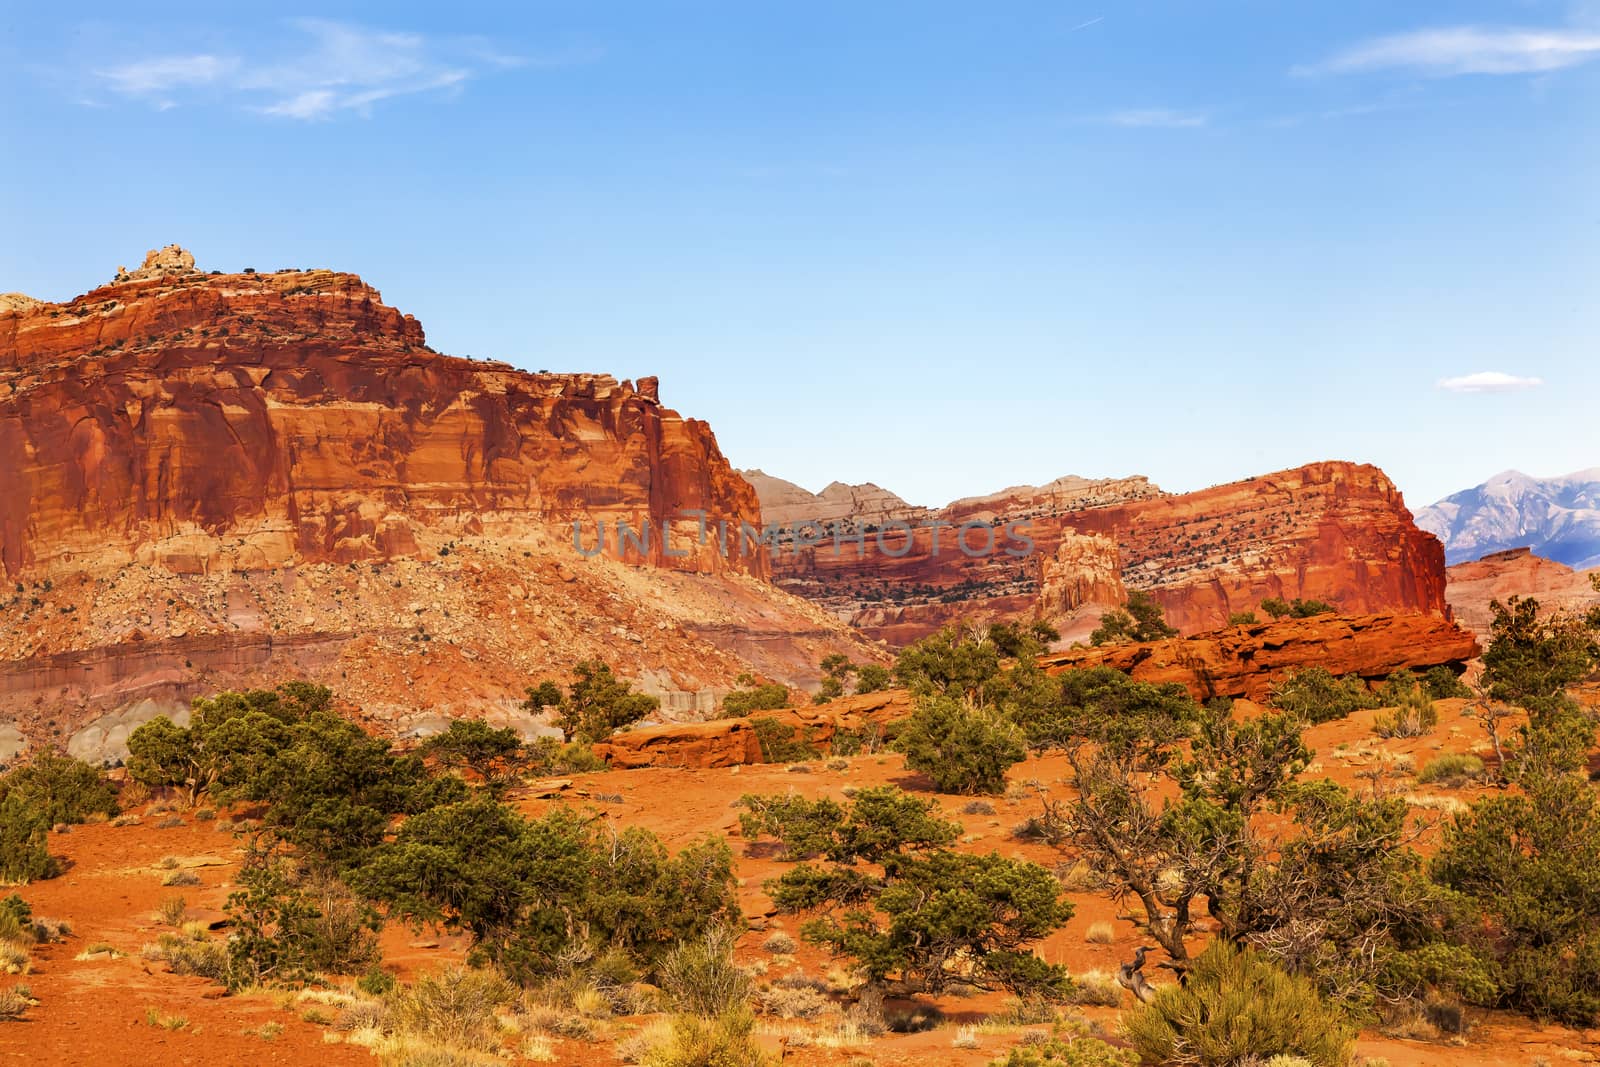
[1418,469,1600,569]
[1444,547,1599,641]
[760,461,1448,643]
[0,247,877,760]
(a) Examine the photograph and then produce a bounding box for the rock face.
[1038,613,1480,702]
[1418,469,1600,570]
[2,260,760,579]
[598,690,911,769]
[1035,531,1126,645]
[760,461,1448,643]
[1444,547,1599,642]
[0,249,878,755]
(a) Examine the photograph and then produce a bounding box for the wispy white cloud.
[1097,108,1208,129]
[1068,16,1104,33]
[1298,25,1600,77]
[1437,371,1545,393]
[92,19,595,119]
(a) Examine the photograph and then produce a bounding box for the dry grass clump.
[1056,860,1111,892]
[659,925,752,1018]
[1083,921,1116,945]
[386,967,515,1053]
[0,983,33,1021]
[951,1024,981,1049]
[156,895,188,926]
[635,1009,771,1067]
[1069,970,1123,1007]
[0,942,29,975]
[963,799,996,816]
[761,931,796,954]
[756,980,831,1019]
[162,869,202,887]
[142,931,229,983]
[1416,753,1485,787]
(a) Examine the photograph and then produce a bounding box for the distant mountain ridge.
[1417,469,1600,569]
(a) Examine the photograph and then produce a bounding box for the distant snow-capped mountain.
[1417,469,1600,569]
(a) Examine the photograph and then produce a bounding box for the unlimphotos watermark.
[572,511,1036,560]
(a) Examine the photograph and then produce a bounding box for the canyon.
[0,248,876,761]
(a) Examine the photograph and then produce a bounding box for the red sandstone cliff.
[764,462,1448,643]
[1,253,760,579]
[0,248,875,759]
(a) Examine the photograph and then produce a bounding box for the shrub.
[1261,597,1338,619]
[894,695,1025,795]
[756,982,831,1019]
[1083,922,1115,945]
[1068,971,1122,1007]
[162,869,202,887]
[641,1009,770,1067]
[359,796,740,984]
[386,967,515,1051]
[156,896,188,926]
[226,843,381,989]
[989,1029,1137,1066]
[1432,776,1600,1024]
[1227,611,1259,626]
[659,925,751,1017]
[0,896,31,944]
[1420,666,1472,700]
[360,966,399,997]
[1123,942,1354,1067]
[143,932,230,983]
[524,661,659,745]
[0,984,33,1021]
[748,787,1071,1002]
[721,674,790,717]
[1416,753,1484,787]
[0,791,56,883]
[1090,591,1178,647]
[749,717,820,763]
[1267,668,1379,723]
[527,738,607,774]
[418,720,524,790]
[761,932,796,954]
[1373,699,1438,739]
[0,750,118,825]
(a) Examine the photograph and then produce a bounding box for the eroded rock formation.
[1039,612,1479,701]
[1444,547,1599,642]
[0,249,877,757]
[597,613,1479,768]
[761,461,1448,643]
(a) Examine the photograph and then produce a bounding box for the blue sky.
[2,2,1596,509]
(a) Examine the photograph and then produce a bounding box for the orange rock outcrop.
[1039,612,1479,701]
[596,613,1478,768]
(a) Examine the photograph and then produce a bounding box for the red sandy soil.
[4,700,1599,1066]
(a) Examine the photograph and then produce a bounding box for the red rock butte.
[0,248,873,759]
